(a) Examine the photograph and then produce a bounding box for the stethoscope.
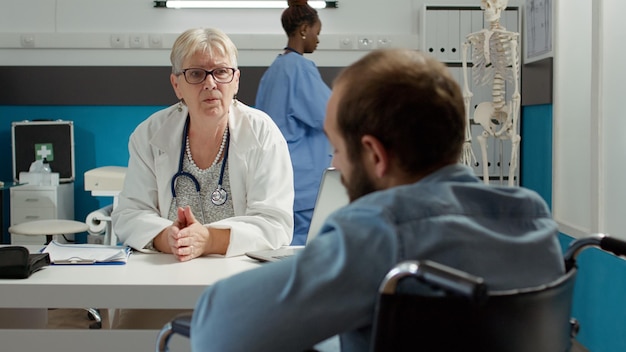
[171,116,230,222]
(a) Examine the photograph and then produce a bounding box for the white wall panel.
[600,0,626,240]
[552,0,626,241]
[552,0,593,238]
[0,0,522,66]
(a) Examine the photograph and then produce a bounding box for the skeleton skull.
[481,0,508,23]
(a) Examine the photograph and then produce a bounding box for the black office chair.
[371,234,626,352]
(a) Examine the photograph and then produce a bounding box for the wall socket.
[20,34,35,48]
[339,37,354,49]
[148,34,163,48]
[357,37,374,50]
[129,34,144,48]
[377,37,392,48]
[110,34,125,48]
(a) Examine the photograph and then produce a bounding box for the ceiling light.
[154,1,338,9]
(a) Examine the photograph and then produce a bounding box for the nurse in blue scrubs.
[255,0,332,245]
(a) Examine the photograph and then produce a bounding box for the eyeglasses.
[179,67,237,84]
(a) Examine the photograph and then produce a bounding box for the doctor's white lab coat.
[112,102,294,257]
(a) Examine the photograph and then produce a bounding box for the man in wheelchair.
[188,49,565,352]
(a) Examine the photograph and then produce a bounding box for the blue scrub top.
[256,52,332,213]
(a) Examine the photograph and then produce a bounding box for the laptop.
[245,167,349,262]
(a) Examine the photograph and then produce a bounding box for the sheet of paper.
[42,240,131,264]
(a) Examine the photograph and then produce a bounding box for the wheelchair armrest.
[156,314,192,352]
[564,234,626,271]
[379,260,487,302]
[171,314,191,337]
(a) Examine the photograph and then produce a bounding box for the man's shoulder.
[347,178,551,221]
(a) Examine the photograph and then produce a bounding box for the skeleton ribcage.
[470,30,519,87]
[469,30,519,114]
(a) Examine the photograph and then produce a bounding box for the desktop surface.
[0,246,261,351]
[0,246,261,309]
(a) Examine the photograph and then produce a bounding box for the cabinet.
[10,183,74,245]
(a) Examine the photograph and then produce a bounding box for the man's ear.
[361,135,389,178]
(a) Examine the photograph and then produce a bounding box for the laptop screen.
[244,167,349,262]
[305,167,349,244]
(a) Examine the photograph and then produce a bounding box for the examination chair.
[371,234,626,352]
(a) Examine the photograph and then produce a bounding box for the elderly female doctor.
[112,27,294,261]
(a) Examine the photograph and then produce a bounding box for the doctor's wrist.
[144,239,158,252]
[150,230,170,253]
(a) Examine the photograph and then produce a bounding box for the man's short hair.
[334,49,466,174]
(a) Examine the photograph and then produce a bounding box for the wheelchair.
[371,234,626,352]
[156,234,626,352]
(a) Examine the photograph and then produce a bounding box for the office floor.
[44,311,588,352]
[46,308,110,329]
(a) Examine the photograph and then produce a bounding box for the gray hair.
[170,28,239,74]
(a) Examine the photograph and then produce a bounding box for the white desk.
[0,247,261,351]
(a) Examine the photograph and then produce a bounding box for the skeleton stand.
[460,7,521,186]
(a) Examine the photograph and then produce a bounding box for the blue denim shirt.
[191,164,564,352]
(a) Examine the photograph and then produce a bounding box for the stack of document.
[43,240,131,265]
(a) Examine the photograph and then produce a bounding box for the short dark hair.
[281,0,319,36]
[334,49,466,174]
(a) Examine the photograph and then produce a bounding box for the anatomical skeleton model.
[460,0,521,186]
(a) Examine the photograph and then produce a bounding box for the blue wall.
[520,104,553,208]
[0,105,166,243]
[522,104,626,352]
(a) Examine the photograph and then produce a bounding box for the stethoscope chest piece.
[172,115,231,213]
[211,186,228,206]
